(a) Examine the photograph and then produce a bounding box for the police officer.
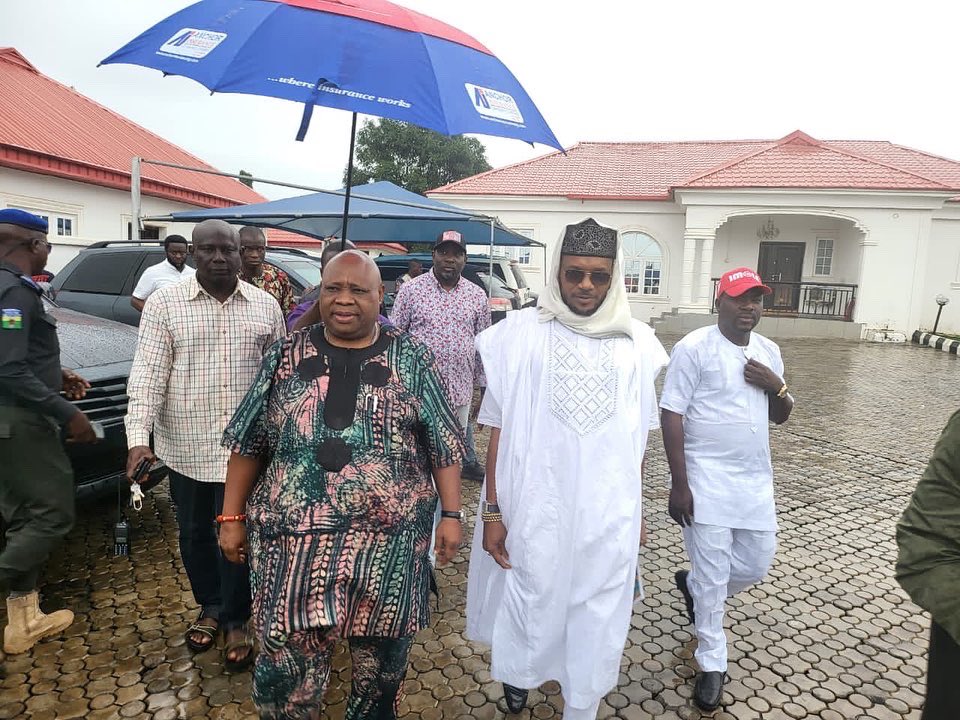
[0,209,96,661]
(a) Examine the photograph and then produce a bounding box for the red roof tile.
[0,48,264,208]
[432,130,960,199]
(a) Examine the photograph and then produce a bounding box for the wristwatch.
[440,510,464,521]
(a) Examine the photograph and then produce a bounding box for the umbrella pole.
[488,220,494,299]
[340,112,358,250]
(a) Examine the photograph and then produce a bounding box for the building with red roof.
[0,47,267,271]
[431,130,960,338]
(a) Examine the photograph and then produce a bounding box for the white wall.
[0,167,202,273]
[920,207,960,334]
[715,214,863,285]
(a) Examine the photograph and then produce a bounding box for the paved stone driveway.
[1,336,954,719]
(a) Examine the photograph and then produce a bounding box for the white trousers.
[563,699,601,720]
[429,404,470,566]
[682,523,777,672]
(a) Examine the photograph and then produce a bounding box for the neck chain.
[324,322,380,349]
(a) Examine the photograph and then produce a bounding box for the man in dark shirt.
[0,209,96,663]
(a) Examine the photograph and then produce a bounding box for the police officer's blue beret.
[0,208,48,233]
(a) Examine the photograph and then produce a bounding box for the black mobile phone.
[131,457,152,483]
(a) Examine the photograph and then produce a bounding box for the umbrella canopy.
[99,0,561,149]
[146,181,542,247]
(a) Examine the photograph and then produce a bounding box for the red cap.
[716,267,772,298]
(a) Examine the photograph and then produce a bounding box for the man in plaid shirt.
[125,220,285,672]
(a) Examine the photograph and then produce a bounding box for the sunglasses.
[563,269,612,286]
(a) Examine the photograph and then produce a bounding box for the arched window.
[621,231,663,296]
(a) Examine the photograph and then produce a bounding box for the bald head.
[193,219,239,245]
[320,250,383,345]
[191,220,241,293]
[321,238,357,271]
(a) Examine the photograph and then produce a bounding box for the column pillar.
[678,229,714,313]
[697,234,716,307]
[679,231,698,305]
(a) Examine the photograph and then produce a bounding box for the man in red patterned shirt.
[238,226,296,316]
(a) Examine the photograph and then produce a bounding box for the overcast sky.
[3,1,959,200]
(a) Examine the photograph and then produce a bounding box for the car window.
[276,259,321,287]
[129,251,168,291]
[59,252,142,295]
[511,264,529,288]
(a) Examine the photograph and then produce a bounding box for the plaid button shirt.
[125,276,286,483]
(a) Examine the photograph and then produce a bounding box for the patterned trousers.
[254,631,413,720]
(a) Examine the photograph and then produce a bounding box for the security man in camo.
[0,208,97,664]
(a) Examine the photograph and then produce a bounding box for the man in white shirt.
[659,267,794,712]
[130,235,195,312]
[125,220,285,673]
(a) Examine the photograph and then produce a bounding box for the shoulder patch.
[1,308,23,330]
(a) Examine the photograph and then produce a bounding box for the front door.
[758,242,805,312]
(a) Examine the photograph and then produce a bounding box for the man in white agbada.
[466,218,668,719]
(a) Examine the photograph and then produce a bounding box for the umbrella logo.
[465,83,525,127]
[158,28,228,61]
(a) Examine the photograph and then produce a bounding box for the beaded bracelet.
[216,514,247,524]
[481,511,503,523]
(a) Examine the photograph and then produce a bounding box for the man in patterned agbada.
[219,251,465,720]
[465,218,669,719]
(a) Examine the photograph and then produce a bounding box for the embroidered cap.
[716,267,773,298]
[0,208,48,233]
[561,218,617,259]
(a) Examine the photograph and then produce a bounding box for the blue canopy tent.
[144,181,541,248]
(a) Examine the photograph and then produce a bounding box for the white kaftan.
[466,308,668,710]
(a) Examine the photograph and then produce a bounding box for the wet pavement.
[1,335,955,719]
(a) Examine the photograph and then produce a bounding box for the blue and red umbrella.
[101,0,562,240]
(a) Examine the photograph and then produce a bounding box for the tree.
[238,169,254,188]
[343,119,492,194]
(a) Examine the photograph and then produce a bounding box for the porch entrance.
[758,242,805,313]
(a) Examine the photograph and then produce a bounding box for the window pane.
[60,252,141,294]
[815,238,834,276]
[621,232,662,295]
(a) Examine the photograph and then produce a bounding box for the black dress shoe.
[462,461,486,481]
[503,683,528,714]
[675,570,695,625]
[694,671,726,711]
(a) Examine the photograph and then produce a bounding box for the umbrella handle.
[341,112,358,249]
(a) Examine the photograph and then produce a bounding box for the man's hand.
[744,358,783,394]
[469,388,485,423]
[669,484,695,527]
[65,411,97,444]
[435,518,462,566]
[61,368,90,400]
[219,521,248,564]
[482,520,512,569]
[126,446,156,482]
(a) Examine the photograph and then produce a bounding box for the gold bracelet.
[776,383,789,399]
[481,511,503,523]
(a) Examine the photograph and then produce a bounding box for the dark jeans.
[168,470,250,630]
[0,406,75,592]
[923,620,960,719]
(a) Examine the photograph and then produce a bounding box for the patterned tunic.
[222,325,464,650]
[241,265,296,316]
[390,271,490,407]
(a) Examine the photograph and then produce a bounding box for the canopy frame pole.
[341,112,358,249]
[488,219,494,299]
[131,156,142,242]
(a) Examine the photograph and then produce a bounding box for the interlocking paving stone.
[0,337,951,717]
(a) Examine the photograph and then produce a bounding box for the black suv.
[50,242,321,326]
[46,297,166,498]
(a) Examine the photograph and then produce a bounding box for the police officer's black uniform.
[0,261,76,593]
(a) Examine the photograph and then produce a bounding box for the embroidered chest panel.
[547,324,618,436]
